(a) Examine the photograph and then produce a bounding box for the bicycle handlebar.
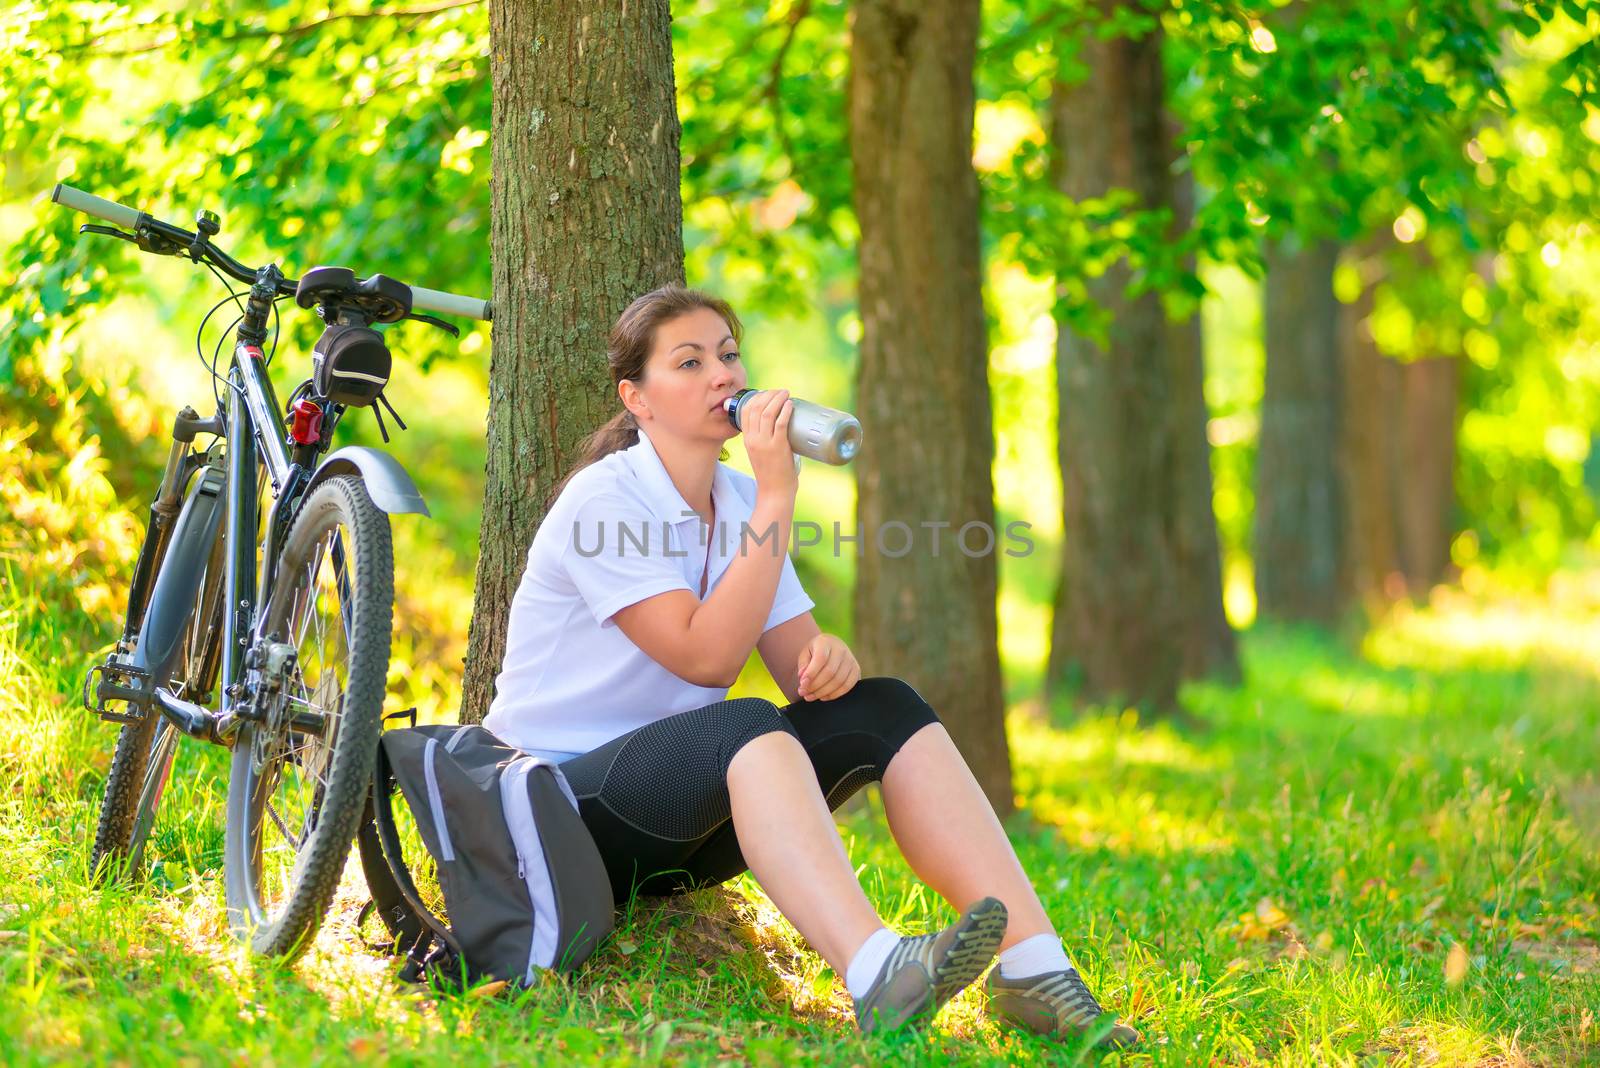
[51,183,142,230]
[407,285,491,322]
[49,182,493,322]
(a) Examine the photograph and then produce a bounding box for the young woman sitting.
[481,285,1137,1045]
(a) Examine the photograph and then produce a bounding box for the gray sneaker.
[985,966,1140,1049]
[853,897,1009,1034]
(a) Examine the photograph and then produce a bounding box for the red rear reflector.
[288,398,324,446]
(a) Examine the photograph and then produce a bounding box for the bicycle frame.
[107,265,353,743]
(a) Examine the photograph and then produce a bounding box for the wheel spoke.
[252,520,352,922]
[331,531,355,646]
[264,798,302,851]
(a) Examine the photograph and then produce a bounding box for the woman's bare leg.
[880,723,1056,951]
[727,730,885,973]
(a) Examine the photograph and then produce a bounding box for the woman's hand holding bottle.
[738,389,798,504]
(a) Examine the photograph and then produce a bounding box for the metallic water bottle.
[723,388,863,466]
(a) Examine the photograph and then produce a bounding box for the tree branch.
[66,0,483,57]
[764,0,813,170]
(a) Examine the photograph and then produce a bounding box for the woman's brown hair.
[548,285,743,508]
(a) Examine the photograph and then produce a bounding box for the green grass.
[4,340,1598,1064]
[3,542,1599,1065]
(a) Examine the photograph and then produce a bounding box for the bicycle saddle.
[295,266,413,324]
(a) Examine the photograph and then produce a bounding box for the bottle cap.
[723,388,755,427]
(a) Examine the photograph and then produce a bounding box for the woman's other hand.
[739,389,798,502]
[796,633,860,702]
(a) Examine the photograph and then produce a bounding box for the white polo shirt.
[481,426,814,761]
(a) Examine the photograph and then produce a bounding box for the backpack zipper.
[500,756,558,982]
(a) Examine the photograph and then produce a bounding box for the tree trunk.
[1340,244,1460,607]
[1168,134,1240,684]
[1395,355,1460,593]
[850,0,1013,815]
[1255,235,1344,624]
[462,0,684,723]
[1340,256,1404,606]
[1047,3,1233,713]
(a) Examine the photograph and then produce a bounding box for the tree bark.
[1255,235,1345,624]
[1046,3,1234,713]
[850,0,1013,815]
[1168,136,1241,684]
[1394,356,1460,593]
[1340,244,1461,607]
[462,0,684,723]
[1340,256,1404,606]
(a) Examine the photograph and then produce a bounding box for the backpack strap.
[355,709,423,951]
[355,788,423,953]
[371,733,467,981]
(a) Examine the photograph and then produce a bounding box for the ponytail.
[547,408,641,509]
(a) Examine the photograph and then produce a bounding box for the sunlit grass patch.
[1370,575,1600,682]
[5,343,1600,1062]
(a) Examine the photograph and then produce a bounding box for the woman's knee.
[811,676,941,781]
[716,696,800,778]
[852,676,942,744]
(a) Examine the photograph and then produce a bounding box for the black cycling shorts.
[557,675,941,901]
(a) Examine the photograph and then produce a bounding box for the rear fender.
[129,464,226,683]
[304,446,429,517]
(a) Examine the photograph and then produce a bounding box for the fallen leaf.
[469,980,508,999]
[1445,942,1469,986]
[1256,897,1290,929]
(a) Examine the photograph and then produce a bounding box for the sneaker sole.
[859,897,1010,1033]
[931,896,1009,1007]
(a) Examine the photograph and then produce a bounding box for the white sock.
[844,927,901,1000]
[997,933,1074,979]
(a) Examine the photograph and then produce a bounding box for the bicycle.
[52,182,491,961]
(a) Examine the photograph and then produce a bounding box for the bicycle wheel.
[90,471,226,882]
[223,475,393,960]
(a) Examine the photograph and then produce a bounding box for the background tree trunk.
[1255,236,1344,624]
[1047,3,1234,713]
[462,0,684,723]
[850,0,1013,815]
[1341,243,1461,607]
[1168,141,1241,684]
[1394,356,1460,593]
[1340,256,1404,606]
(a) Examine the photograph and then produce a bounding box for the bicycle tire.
[223,474,393,961]
[89,469,226,882]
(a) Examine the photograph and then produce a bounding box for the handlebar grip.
[409,284,492,322]
[51,183,143,231]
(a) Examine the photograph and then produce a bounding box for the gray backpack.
[357,722,614,986]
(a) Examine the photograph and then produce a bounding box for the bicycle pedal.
[82,661,154,725]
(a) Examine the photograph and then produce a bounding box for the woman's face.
[624,305,746,445]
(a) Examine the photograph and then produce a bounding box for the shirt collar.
[625,426,737,526]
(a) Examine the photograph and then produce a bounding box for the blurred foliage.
[0,347,161,626]
[2,0,1599,588]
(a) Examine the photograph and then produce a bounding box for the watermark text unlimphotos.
[573,513,1035,559]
